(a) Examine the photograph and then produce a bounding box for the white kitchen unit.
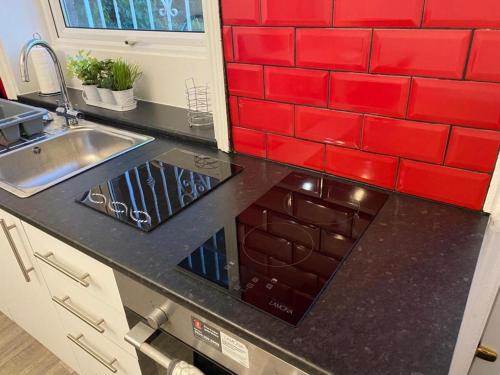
[0,207,142,375]
[0,208,81,373]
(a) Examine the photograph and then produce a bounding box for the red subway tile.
[334,0,424,27]
[467,30,500,83]
[261,0,333,26]
[229,96,239,125]
[233,27,294,66]
[295,106,362,148]
[445,127,500,173]
[396,160,490,210]
[232,127,266,157]
[226,63,264,99]
[221,0,260,25]
[296,28,371,71]
[408,78,500,130]
[423,0,500,28]
[329,73,410,118]
[325,146,398,189]
[267,135,325,171]
[265,67,329,107]
[370,30,471,79]
[238,98,294,135]
[222,27,233,62]
[362,116,449,163]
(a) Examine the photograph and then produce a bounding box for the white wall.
[0,0,211,108]
[61,47,211,108]
[0,1,51,97]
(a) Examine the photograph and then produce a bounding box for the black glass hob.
[178,171,389,325]
[77,149,243,232]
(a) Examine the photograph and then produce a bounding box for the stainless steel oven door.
[125,309,233,375]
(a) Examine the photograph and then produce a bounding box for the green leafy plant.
[97,59,114,89]
[111,59,142,91]
[66,50,100,85]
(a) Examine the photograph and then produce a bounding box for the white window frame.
[44,0,208,57]
[39,0,231,152]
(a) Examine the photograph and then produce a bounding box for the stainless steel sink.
[0,123,154,198]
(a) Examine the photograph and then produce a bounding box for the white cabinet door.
[0,208,81,374]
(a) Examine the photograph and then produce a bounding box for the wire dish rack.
[0,128,63,156]
[185,78,213,128]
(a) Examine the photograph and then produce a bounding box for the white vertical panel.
[484,154,500,219]
[202,0,230,151]
[449,219,500,375]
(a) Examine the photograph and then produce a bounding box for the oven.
[125,308,232,374]
[115,271,309,375]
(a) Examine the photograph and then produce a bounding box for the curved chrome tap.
[19,38,82,126]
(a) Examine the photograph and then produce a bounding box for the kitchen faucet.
[19,37,82,126]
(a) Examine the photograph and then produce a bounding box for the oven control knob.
[146,306,168,329]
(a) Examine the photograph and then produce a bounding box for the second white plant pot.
[82,84,100,102]
[97,88,116,105]
[112,88,134,106]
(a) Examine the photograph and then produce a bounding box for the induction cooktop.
[178,171,389,325]
[77,149,243,232]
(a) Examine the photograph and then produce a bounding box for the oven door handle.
[125,321,204,375]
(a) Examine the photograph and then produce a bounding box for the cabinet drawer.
[50,278,136,358]
[50,285,137,357]
[22,222,123,310]
[61,306,141,375]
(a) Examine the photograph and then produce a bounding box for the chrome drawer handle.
[53,296,105,333]
[0,219,34,283]
[68,334,118,373]
[34,252,90,287]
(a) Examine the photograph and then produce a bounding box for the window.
[58,0,204,33]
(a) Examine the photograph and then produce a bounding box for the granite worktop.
[18,89,217,147]
[0,121,489,375]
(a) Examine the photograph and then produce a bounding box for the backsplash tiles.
[222,0,500,210]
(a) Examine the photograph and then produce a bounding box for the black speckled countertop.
[18,89,217,147]
[0,124,489,375]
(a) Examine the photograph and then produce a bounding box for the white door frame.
[449,217,500,374]
[483,154,500,218]
[449,154,500,374]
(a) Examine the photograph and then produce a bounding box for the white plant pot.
[82,84,100,102]
[97,88,116,105]
[112,89,135,106]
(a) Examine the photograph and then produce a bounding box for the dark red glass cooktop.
[178,171,389,325]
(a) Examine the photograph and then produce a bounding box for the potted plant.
[111,59,142,106]
[67,50,100,102]
[96,59,115,105]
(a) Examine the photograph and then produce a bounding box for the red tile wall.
[222,0,500,211]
